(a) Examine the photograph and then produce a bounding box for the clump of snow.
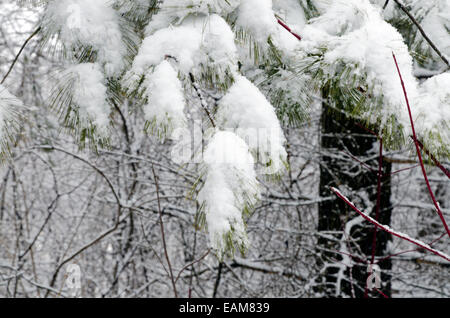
[216,75,287,174]
[142,60,187,137]
[66,63,111,137]
[200,14,239,76]
[125,14,237,88]
[236,0,278,43]
[131,20,203,76]
[198,130,260,256]
[43,0,126,76]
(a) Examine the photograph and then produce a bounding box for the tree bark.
[317,95,392,298]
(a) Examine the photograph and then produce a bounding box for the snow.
[142,60,187,137]
[125,14,237,87]
[66,63,111,137]
[236,0,278,43]
[301,0,419,142]
[409,0,450,66]
[145,0,240,35]
[198,130,260,256]
[43,0,126,77]
[216,75,287,174]
[415,72,450,153]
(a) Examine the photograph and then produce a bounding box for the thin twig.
[1,27,41,85]
[413,137,450,179]
[392,0,450,69]
[276,18,302,41]
[392,52,450,239]
[331,187,450,262]
[151,164,178,298]
[175,249,210,284]
[189,73,216,128]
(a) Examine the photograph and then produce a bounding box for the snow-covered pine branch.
[296,0,450,157]
[197,130,260,258]
[41,0,129,77]
[0,85,23,160]
[216,75,287,175]
[51,63,111,147]
[142,60,187,139]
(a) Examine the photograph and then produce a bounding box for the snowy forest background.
[0,0,449,298]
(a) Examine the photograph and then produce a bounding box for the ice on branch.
[60,63,111,141]
[216,75,287,174]
[197,130,260,257]
[300,0,418,147]
[42,0,126,76]
[143,60,187,138]
[125,14,237,89]
[0,85,23,159]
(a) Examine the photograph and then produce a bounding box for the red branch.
[331,187,450,262]
[277,19,302,41]
[392,52,450,239]
[413,137,450,179]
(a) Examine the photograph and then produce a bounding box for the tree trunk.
[317,95,393,298]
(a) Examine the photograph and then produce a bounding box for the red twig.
[277,18,302,41]
[331,187,450,262]
[341,150,377,173]
[389,164,420,176]
[413,137,450,179]
[392,52,450,239]
[375,232,446,265]
[355,122,379,138]
[375,288,389,298]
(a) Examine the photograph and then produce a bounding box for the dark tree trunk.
[316,97,392,298]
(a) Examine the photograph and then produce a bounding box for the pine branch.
[392,0,450,70]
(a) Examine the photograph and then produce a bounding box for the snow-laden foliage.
[42,0,127,76]
[0,85,23,159]
[236,0,278,43]
[295,0,449,155]
[297,0,415,147]
[52,63,111,146]
[143,60,187,138]
[372,0,450,69]
[415,72,450,156]
[216,75,287,174]
[125,13,237,90]
[4,0,448,261]
[197,130,260,257]
[145,0,240,34]
[407,0,450,65]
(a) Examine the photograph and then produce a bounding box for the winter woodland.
[0,0,449,298]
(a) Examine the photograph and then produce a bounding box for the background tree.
[0,0,448,298]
